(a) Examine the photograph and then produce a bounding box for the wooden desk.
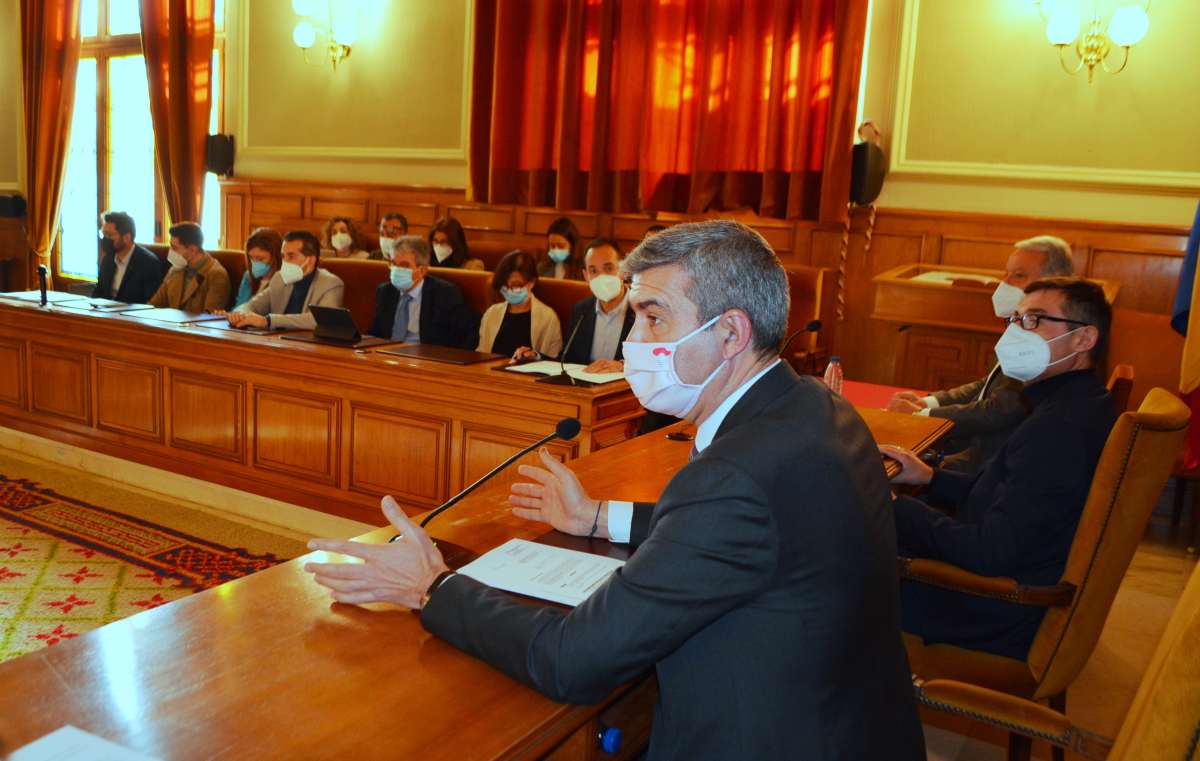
[0,297,643,524]
[0,408,950,761]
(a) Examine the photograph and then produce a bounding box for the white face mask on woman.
[622,315,726,417]
[994,322,1081,382]
[433,243,453,263]
[331,232,352,251]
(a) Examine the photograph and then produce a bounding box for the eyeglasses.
[1006,313,1090,331]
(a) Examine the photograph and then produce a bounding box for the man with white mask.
[880,277,1116,661]
[304,220,926,761]
[887,235,1075,472]
[148,222,231,313]
[229,230,344,331]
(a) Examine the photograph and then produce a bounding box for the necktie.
[391,294,412,341]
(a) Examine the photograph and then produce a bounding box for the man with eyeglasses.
[878,277,1116,660]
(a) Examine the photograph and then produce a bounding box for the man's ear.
[719,309,754,359]
[1072,325,1099,354]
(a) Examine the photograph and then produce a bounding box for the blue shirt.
[285,270,317,315]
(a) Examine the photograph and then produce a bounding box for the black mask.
[101,238,117,256]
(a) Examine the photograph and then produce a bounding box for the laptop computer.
[280,306,398,348]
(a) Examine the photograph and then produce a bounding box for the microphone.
[37,265,48,306]
[780,319,822,356]
[388,417,583,540]
[537,313,592,387]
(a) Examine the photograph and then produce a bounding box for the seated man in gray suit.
[887,235,1075,472]
[305,221,925,761]
[228,230,344,331]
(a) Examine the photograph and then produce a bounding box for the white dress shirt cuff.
[921,395,940,409]
[606,500,634,544]
[915,407,932,417]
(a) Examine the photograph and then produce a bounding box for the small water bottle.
[823,356,844,395]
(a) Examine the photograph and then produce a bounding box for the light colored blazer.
[234,267,345,330]
[477,294,563,357]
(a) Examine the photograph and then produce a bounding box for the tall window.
[60,0,225,281]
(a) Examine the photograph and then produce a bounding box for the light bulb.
[292,20,316,49]
[291,0,317,15]
[1108,5,1149,47]
[1045,9,1081,45]
[332,18,357,46]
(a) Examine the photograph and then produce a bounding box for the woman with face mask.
[427,217,485,270]
[321,216,370,259]
[477,250,563,359]
[233,227,283,308]
[536,217,584,281]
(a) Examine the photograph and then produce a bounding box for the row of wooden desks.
[0,400,951,760]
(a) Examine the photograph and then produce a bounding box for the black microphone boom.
[37,264,48,307]
[537,314,593,388]
[780,319,822,356]
[389,417,583,538]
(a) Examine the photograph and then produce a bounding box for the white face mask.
[589,274,623,303]
[433,243,453,263]
[994,322,1081,382]
[167,248,188,270]
[280,260,306,285]
[622,315,726,417]
[379,236,397,258]
[991,281,1024,318]
[331,232,352,251]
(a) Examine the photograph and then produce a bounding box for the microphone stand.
[37,264,48,307]
[537,311,594,388]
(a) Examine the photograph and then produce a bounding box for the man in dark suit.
[881,277,1116,660]
[306,221,925,761]
[367,235,479,349]
[93,210,164,303]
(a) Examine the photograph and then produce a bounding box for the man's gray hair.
[1015,235,1075,277]
[394,235,431,266]
[622,220,789,356]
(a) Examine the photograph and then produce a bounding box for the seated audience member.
[370,212,408,261]
[148,222,231,313]
[536,217,584,281]
[322,216,370,260]
[644,223,668,238]
[478,250,562,359]
[93,210,163,303]
[229,230,344,331]
[367,235,480,349]
[887,235,1076,472]
[428,217,484,270]
[880,278,1116,660]
[233,227,283,308]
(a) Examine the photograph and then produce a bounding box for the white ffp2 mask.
[991,281,1024,318]
[994,322,1081,382]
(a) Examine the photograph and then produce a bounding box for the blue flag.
[1172,200,1200,336]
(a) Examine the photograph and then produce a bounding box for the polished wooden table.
[0,296,643,524]
[0,407,950,761]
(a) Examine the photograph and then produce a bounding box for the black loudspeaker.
[206,134,235,176]
[849,141,886,205]
[0,195,27,218]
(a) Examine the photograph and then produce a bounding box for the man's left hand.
[305,496,448,609]
[584,359,623,374]
[229,311,268,329]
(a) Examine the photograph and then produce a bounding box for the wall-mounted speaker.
[206,134,235,176]
[849,141,886,205]
[0,195,26,218]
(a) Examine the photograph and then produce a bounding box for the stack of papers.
[502,361,625,384]
[458,538,625,606]
[11,726,161,761]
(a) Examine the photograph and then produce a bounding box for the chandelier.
[1031,1,1151,83]
[290,0,358,72]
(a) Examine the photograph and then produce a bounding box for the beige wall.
[0,0,22,192]
[860,0,1199,226]
[226,0,471,187]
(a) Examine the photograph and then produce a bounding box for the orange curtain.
[469,0,868,221]
[140,0,215,225]
[20,0,82,288]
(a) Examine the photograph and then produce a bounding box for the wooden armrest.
[898,557,1076,607]
[913,678,1112,761]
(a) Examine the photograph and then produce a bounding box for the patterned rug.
[0,474,288,662]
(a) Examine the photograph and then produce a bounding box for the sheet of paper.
[457,538,625,606]
[566,367,624,384]
[910,270,997,285]
[11,726,162,761]
[501,360,571,375]
[501,361,624,384]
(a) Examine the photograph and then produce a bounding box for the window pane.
[80,0,99,37]
[108,0,141,35]
[108,56,157,245]
[61,59,99,279]
[214,0,225,30]
[201,50,222,247]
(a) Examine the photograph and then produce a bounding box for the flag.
[1172,200,1200,468]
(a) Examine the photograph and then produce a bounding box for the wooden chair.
[783,265,835,375]
[900,388,1190,761]
[1105,364,1135,414]
[319,259,389,331]
[913,557,1200,760]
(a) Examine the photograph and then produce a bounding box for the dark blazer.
[422,363,925,761]
[930,363,1031,472]
[560,295,634,364]
[92,244,164,303]
[894,369,1117,659]
[367,274,480,349]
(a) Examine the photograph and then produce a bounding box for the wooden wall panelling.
[459,422,577,494]
[222,191,245,250]
[311,198,370,224]
[252,387,340,485]
[524,210,600,239]
[940,235,1023,270]
[29,343,91,424]
[95,357,162,442]
[169,370,245,463]
[348,404,450,509]
[448,205,517,233]
[250,195,304,218]
[0,336,26,410]
[376,202,440,233]
[1088,248,1182,313]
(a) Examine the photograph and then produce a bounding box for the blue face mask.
[390,266,414,292]
[548,248,570,264]
[250,260,272,278]
[501,286,529,305]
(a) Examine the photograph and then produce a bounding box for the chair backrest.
[532,277,590,333]
[1108,559,1200,761]
[1027,388,1190,698]
[428,266,496,317]
[319,259,388,331]
[469,239,516,272]
[784,266,834,356]
[1106,364,1135,414]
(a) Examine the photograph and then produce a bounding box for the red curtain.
[140,0,215,225]
[469,0,868,221]
[21,0,82,288]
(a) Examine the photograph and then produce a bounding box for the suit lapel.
[616,306,635,360]
[712,362,801,443]
[179,258,204,307]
